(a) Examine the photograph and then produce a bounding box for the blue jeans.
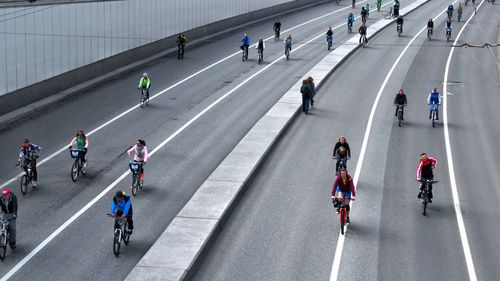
[302,95,310,113]
[429,104,439,119]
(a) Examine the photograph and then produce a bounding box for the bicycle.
[333,198,349,235]
[177,43,185,59]
[274,29,280,41]
[394,104,405,127]
[285,44,291,60]
[241,45,249,61]
[335,157,348,175]
[19,157,36,195]
[446,27,452,42]
[326,35,333,51]
[257,48,263,64]
[397,23,403,37]
[129,160,144,196]
[430,103,439,127]
[139,87,149,108]
[427,27,433,40]
[384,7,393,19]
[108,214,130,257]
[418,179,438,216]
[0,216,11,260]
[70,149,88,182]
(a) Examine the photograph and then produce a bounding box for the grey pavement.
[0,1,390,280]
[189,1,499,281]
[126,0,431,280]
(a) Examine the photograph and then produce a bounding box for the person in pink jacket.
[331,168,356,223]
[127,139,148,181]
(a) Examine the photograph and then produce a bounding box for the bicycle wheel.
[340,208,346,235]
[432,111,436,127]
[422,196,428,216]
[123,224,130,245]
[20,175,28,195]
[71,161,79,182]
[113,230,121,257]
[0,233,6,260]
[131,174,138,196]
[285,49,289,61]
[398,109,403,127]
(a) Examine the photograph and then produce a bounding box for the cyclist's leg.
[436,106,439,120]
[115,210,123,230]
[127,208,134,232]
[336,158,341,172]
[31,159,38,181]
[146,87,150,100]
[9,217,16,246]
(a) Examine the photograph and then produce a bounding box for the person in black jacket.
[0,188,17,249]
[332,136,351,173]
[393,88,408,119]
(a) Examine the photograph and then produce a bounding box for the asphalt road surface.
[191,1,500,281]
[0,0,422,280]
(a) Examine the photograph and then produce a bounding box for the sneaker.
[436,118,439,120]
[32,181,37,188]
[336,207,340,214]
[417,192,422,199]
[128,230,133,235]
[346,217,350,224]
[140,174,145,181]
[428,199,433,203]
[9,242,16,249]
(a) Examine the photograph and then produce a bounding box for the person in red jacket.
[416,153,438,202]
[331,168,356,223]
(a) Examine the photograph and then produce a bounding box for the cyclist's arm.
[110,201,117,215]
[332,177,340,197]
[427,93,431,104]
[85,138,89,149]
[12,195,17,216]
[69,137,77,148]
[143,147,149,163]
[18,149,24,162]
[403,95,408,105]
[416,160,423,179]
[123,200,131,216]
[346,143,351,158]
[138,77,144,88]
[146,78,151,89]
[429,156,438,168]
[349,178,356,199]
[333,143,339,158]
[127,145,136,157]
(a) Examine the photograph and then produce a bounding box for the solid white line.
[442,1,483,280]
[0,6,383,280]
[0,2,364,190]
[329,2,458,281]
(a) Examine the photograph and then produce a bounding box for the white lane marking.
[0,6,390,280]
[329,2,458,281]
[442,2,483,281]
[0,1,365,189]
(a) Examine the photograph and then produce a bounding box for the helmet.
[115,191,125,198]
[143,73,148,77]
[2,188,10,196]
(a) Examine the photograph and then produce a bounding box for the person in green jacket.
[365,3,370,17]
[69,130,89,162]
[138,73,151,101]
[300,79,312,114]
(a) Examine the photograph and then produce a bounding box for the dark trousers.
[23,158,37,181]
[302,95,310,113]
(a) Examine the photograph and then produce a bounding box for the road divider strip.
[125,1,430,280]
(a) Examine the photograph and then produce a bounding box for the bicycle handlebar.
[418,179,439,183]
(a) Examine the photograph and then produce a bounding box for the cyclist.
[284,34,293,54]
[241,33,250,54]
[332,136,351,172]
[326,26,333,47]
[347,12,355,30]
[361,6,367,23]
[16,139,42,187]
[427,87,441,120]
[273,19,281,39]
[127,139,148,182]
[393,88,407,119]
[176,33,187,56]
[393,0,400,16]
[331,168,356,223]
[427,18,434,35]
[457,3,463,19]
[138,73,151,101]
[358,23,368,44]
[0,188,17,249]
[256,37,265,58]
[396,15,404,33]
[416,153,438,203]
[110,191,134,235]
[377,0,382,11]
[352,0,356,8]
[68,130,89,162]
[447,3,454,18]
[445,18,452,37]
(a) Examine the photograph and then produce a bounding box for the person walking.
[300,80,312,114]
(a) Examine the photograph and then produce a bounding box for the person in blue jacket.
[110,191,134,234]
[427,88,441,120]
[241,33,250,52]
